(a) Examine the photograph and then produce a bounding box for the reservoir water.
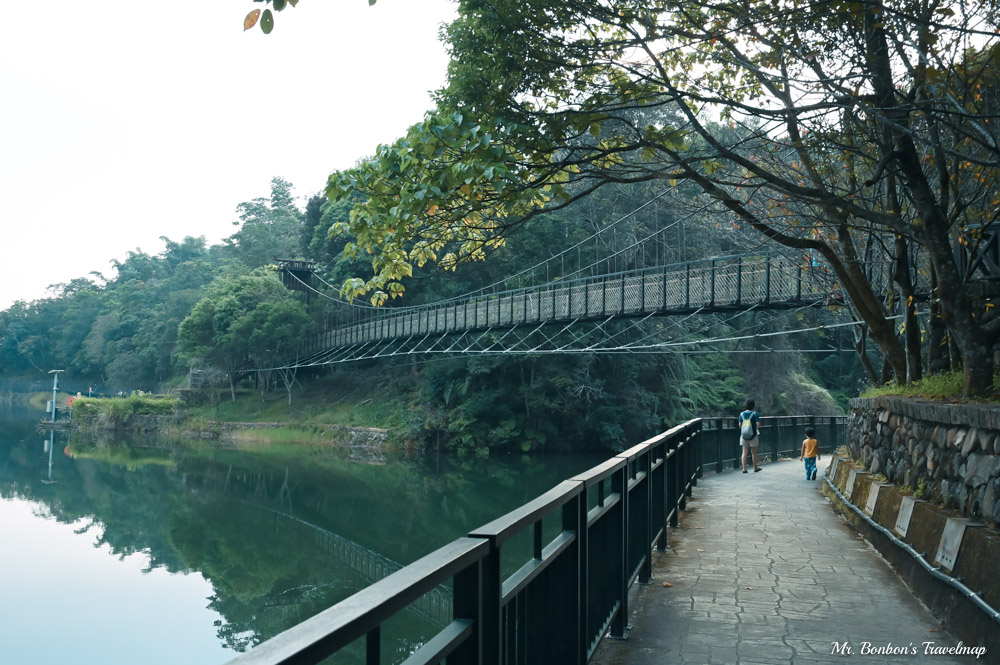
[0,405,605,665]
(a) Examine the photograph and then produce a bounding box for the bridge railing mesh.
[304,251,885,354]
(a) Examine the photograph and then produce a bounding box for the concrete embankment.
[823,451,1000,659]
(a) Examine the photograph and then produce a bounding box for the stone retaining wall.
[848,396,1000,525]
[822,454,1000,657]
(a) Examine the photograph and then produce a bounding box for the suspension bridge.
[258,192,997,370]
[269,250,916,369]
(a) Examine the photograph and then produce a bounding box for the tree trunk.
[831,224,906,383]
[926,268,949,373]
[280,367,297,406]
[866,2,994,395]
[920,223,995,394]
[893,235,922,383]
[853,326,881,385]
[889,134,994,393]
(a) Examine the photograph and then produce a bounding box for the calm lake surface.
[0,405,606,665]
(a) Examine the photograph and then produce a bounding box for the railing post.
[479,545,502,665]
[451,560,484,665]
[765,257,772,304]
[678,437,689,510]
[640,271,646,313]
[684,433,696,496]
[638,452,653,584]
[563,493,587,665]
[735,257,742,305]
[619,274,625,314]
[772,420,779,463]
[716,420,723,473]
[685,263,691,309]
[366,628,380,665]
[694,424,703,482]
[710,259,716,307]
[610,462,629,640]
[662,266,668,311]
[668,439,680,528]
[656,441,669,552]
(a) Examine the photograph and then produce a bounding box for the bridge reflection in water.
[227,415,843,665]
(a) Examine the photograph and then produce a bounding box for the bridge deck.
[590,458,969,665]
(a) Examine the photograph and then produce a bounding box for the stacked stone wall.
[848,396,1000,525]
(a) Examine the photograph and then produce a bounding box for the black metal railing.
[226,415,843,665]
[698,415,845,473]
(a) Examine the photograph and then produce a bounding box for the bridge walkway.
[590,457,971,665]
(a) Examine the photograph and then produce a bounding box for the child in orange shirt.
[800,426,820,480]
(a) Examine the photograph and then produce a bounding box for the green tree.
[177,268,312,401]
[317,0,999,396]
[225,177,304,269]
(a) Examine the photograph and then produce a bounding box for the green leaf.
[260,9,274,33]
[273,0,286,10]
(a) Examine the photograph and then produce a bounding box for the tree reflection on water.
[0,412,599,660]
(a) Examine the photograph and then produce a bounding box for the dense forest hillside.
[1,176,861,453]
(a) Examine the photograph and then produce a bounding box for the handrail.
[226,536,489,665]
[469,479,582,547]
[377,252,788,314]
[227,415,846,665]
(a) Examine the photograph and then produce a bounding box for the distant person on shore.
[738,399,761,473]
[800,426,820,480]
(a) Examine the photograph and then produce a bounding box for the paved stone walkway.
[590,458,985,665]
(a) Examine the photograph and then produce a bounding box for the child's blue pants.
[804,456,817,479]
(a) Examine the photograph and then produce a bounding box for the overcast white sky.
[0,0,456,309]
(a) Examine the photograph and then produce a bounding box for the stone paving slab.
[590,458,990,664]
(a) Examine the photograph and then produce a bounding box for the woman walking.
[738,399,761,473]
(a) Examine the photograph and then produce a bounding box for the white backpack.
[740,411,756,440]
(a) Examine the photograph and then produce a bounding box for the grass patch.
[185,370,416,431]
[860,370,998,402]
[72,393,180,428]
